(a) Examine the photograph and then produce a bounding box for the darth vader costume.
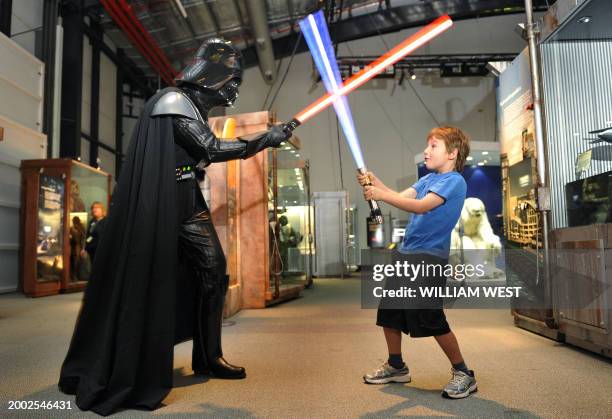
[58,38,292,415]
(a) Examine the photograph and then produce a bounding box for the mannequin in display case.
[58,38,292,415]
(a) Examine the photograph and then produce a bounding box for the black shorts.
[376,252,451,337]
[376,307,450,337]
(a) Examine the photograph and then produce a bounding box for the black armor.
[58,38,291,415]
[152,39,292,379]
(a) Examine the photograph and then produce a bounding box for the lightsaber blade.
[285,14,453,131]
[300,11,383,223]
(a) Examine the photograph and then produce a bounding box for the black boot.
[198,356,246,379]
[193,275,246,379]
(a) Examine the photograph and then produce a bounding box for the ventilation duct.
[245,0,276,84]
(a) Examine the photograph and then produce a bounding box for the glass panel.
[69,161,109,282]
[36,175,65,282]
[268,143,313,291]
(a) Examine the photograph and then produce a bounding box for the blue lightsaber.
[299,11,383,224]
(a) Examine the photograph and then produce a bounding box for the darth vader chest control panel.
[176,165,195,182]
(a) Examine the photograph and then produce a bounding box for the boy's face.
[424,136,457,172]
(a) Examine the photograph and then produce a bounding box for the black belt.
[176,164,195,182]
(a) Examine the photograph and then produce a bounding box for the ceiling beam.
[203,0,221,34]
[241,0,551,67]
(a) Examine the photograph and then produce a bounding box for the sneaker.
[363,362,411,384]
[442,368,477,399]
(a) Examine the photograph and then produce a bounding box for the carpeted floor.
[1,278,611,418]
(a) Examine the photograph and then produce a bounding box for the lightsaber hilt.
[285,118,302,132]
[358,167,383,225]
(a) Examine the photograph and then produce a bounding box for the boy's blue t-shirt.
[399,171,466,258]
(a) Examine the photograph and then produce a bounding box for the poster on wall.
[36,175,65,282]
[496,48,535,166]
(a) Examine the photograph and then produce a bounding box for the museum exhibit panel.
[496,42,555,337]
[20,159,111,297]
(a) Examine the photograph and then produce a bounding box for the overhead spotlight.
[577,16,591,24]
[410,71,417,80]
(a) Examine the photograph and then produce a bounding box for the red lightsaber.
[285,15,453,131]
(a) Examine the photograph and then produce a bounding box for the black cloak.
[59,89,193,415]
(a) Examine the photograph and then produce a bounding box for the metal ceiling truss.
[241,0,551,66]
[336,53,519,79]
[89,0,553,86]
[99,0,177,84]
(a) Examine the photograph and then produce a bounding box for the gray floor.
[1,279,611,418]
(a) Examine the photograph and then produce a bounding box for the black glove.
[266,124,292,148]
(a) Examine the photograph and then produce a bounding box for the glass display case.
[20,159,111,297]
[268,139,313,300]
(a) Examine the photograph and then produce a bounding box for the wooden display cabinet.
[20,159,111,297]
[207,111,310,315]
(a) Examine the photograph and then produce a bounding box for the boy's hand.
[356,171,381,187]
[364,185,385,201]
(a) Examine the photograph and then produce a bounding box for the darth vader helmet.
[176,38,243,106]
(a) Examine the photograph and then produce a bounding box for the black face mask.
[175,38,243,93]
[217,79,240,107]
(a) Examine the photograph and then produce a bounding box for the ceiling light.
[481,151,489,155]
[410,71,416,80]
[466,156,473,161]
[296,153,300,157]
[477,162,485,166]
[577,16,591,24]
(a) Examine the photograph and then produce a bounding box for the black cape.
[59,88,196,415]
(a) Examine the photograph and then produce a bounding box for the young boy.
[358,126,475,399]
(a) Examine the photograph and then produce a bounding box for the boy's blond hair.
[427,126,471,172]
